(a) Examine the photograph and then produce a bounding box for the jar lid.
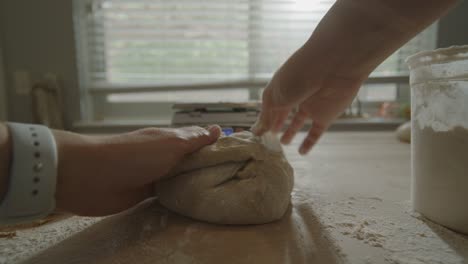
[406,45,468,69]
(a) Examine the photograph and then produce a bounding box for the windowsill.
[73,118,407,134]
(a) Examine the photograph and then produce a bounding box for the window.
[74,0,437,122]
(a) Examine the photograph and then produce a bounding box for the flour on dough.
[155,131,294,225]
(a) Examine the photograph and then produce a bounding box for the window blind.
[79,0,437,86]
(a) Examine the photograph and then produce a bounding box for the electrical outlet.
[13,70,32,95]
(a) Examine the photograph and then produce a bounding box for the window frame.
[86,74,410,122]
[73,0,431,124]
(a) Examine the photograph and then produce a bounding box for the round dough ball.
[155,131,294,225]
[396,121,411,143]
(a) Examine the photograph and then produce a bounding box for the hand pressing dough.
[155,131,294,225]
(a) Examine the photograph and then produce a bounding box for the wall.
[0,0,81,128]
[0,45,7,121]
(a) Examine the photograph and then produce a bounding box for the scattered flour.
[351,221,385,248]
[314,196,468,264]
[336,219,385,248]
[2,195,468,264]
[0,216,102,264]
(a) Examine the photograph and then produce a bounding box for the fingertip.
[281,127,299,145]
[251,123,265,136]
[254,128,266,136]
[206,125,222,139]
[281,112,306,145]
[180,125,221,154]
[250,120,259,135]
[251,125,259,135]
[299,144,310,156]
[252,109,274,136]
[298,124,326,155]
[280,133,292,145]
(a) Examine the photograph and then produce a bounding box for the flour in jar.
[412,126,468,234]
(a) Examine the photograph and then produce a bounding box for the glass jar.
[407,45,468,234]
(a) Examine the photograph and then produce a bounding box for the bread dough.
[396,121,411,143]
[155,131,294,225]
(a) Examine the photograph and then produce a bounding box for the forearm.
[302,0,458,78]
[0,124,93,208]
[51,130,102,211]
[0,122,97,209]
[0,123,12,201]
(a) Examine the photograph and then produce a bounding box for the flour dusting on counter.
[0,216,102,264]
[313,196,468,264]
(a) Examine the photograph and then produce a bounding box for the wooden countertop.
[283,132,468,263]
[2,132,467,264]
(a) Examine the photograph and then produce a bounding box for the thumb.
[251,109,272,136]
[177,125,222,153]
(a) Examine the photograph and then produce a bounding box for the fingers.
[206,125,222,140]
[299,122,327,155]
[178,125,221,153]
[280,110,307,144]
[252,107,291,136]
[251,108,273,136]
[272,110,290,133]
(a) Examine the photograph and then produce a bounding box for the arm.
[303,0,458,79]
[254,0,458,154]
[1,123,220,217]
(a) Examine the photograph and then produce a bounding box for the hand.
[251,0,456,155]
[53,126,221,216]
[252,48,363,155]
